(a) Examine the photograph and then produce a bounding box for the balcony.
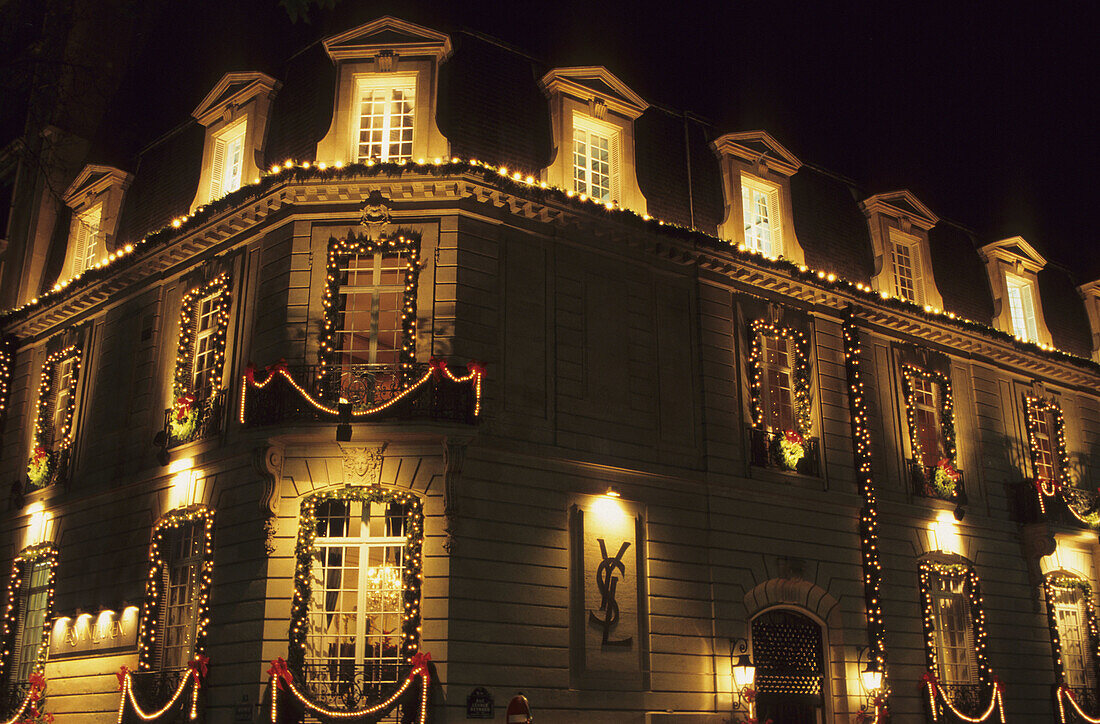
[1057,486,1100,530]
[0,681,31,720]
[242,362,479,427]
[930,683,988,722]
[1060,685,1100,722]
[299,662,413,717]
[24,445,70,493]
[161,389,226,449]
[127,668,194,722]
[909,460,968,506]
[748,428,821,477]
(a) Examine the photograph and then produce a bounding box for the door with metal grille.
[751,610,826,724]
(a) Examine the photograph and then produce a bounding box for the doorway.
[751,609,826,724]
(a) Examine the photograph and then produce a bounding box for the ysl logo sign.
[588,538,632,646]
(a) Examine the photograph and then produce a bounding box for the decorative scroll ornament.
[359,190,392,239]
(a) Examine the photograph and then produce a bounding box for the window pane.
[14,560,50,682]
[742,186,773,256]
[760,336,796,433]
[357,86,414,163]
[892,242,917,301]
[162,522,204,669]
[932,574,977,685]
[911,376,945,469]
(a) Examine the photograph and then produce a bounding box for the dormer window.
[979,236,1052,345]
[539,67,648,213]
[354,74,416,163]
[315,17,452,167]
[1077,279,1100,362]
[712,131,804,264]
[859,190,942,308]
[191,72,280,212]
[61,165,131,282]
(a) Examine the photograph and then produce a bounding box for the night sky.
[111,0,1098,277]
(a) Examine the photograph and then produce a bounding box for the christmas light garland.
[918,559,1004,722]
[0,672,45,724]
[266,653,431,723]
[0,339,12,423]
[287,488,423,673]
[901,364,960,500]
[842,312,890,702]
[1025,395,1073,517]
[320,232,420,387]
[748,320,813,437]
[26,346,81,490]
[0,543,58,685]
[239,357,483,424]
[1044,573,1100,724]
[171,274,231,402]
[116,656,206,723]
[136,506,215,671]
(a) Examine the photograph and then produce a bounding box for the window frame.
[136,506,215,672]
[571,112,621,203]
[27,346,82,490]
[888,229,926,304]
[900,364,959,490]
[69,203,103,277]
[1006,272,1039,342]
[172,274,231,406]
[351,73,417,164]
[1044,573,1100,697]
[0,544,58,691]
[1025,394,1069,491]
[748,320,812,438]
[740,174,782,258]
[918,558,996,700]
[209,119,247,201]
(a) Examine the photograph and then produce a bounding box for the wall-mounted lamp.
[336,397,352,442]
[604,486,620,498]
[730,637,756,714]
[857,645,883,715]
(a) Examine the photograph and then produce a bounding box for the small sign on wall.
[48,606,139,658]
[569,494,648,689]
[466,687,494,718]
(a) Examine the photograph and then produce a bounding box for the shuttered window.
[760,335,796,433]
[209,124,245,200]
[12,559,50,683]
[1033,407,1060,483]
[741,175,781,257]
[891,234,924,304]
[1006,273,1039,342]
[191,292,222,401]
[931,572,979,685]
[157,521,204,670]
[69,204,102,276]
[909,374,945,469]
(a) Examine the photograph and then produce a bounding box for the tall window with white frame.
[47,356,76,452]
[930,571,979,686]
[355,76,415,164]
[11,558,50,684]
[70,204,102,277]
[306,499,407,708]
[1032,405,1061,484]
[1053,584,1095,689]
[890,233,924,303]
[760,334,795,433]
[335,251,406,374]
[191,292,222,402]
[209,123,245,200]
[1006,273,1039,342]
[158,520,204,671]
[741,176,780,257]
[572,115,619,203]
[909,374,944,470]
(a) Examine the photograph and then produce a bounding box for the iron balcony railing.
[162,389,227,448]
[1057,486,1100,530]
[128,668,193,722]
[0,681,31,720]
[933,683,988,721]
[748,427,821,477]
[909,459,968,505]
[243,363,478,426]
[299,662,410,716]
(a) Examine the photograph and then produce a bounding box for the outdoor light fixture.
[605,486,620,498]
[730,637,756,713]
[857,645,883,701]
[336,397,352,442]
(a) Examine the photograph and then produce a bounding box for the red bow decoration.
[920,670,939,689]
[936,459,960,481]
[410,651,432,670]
[467,360,486,376]
[116,665,130,691]
[742,685,757,703]
[993,676,1004,695]
[245,362,257,384]
[31,446,47,463]
[174,394,195,421]
[189,654,210,684]
[1036,477,1061,495]
[28,672,45,701]
[267,658,293,690]
[266,359,288,377]
[783,429,804,445]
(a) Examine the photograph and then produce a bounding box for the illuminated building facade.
[2,13,1100,724]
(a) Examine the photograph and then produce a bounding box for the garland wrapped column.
[843,309,890,712]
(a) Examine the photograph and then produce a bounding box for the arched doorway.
[751,609,827,724]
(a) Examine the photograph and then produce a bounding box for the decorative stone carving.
[340,443,386,486]
[588,97,607,120]
[376,49,397,72]
[253,444,285,556]
[1020,522,1056,587]
[442,438,468,553]
[360,190,392,239]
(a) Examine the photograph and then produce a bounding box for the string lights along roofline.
[2,155,1097,375]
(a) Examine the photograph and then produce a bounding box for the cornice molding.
[538,66,648,120]
[711,130,802,177]
[322,16,453,63]
[192,72,282,127]
[63,165,133,209]
[859,189,939,230]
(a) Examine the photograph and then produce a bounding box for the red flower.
[936,459,959,480]
[783,429,804,445]
[31,446,47,463]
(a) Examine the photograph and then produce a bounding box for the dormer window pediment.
[190,72,280,213]
[859,190,943,308]
[711,130,805,264]
[539,66,649,213]
[1076,279,1100,362]
[315,16,451,168]
[61,165,132,281]
[979,236,1052,345]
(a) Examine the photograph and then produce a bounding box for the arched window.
[289,489,424,716]
[750,609,826,724]
[1044,571,1100,719]
[0,544,57,708]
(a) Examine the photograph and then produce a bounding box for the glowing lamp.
[860,663,882,693]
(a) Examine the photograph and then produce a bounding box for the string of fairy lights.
[320,232,420,387]
[900,364,960,500]
[0,339,12,423]
[1043,573,1100,723]
[116,664,202,723]
[1,155,1095,386]
[136,506,215,672]
[747,320,813,437]
[267,653,432,723]
[26,346,81,490]
[172,274,231,402]
[287,488,423,674]
[0,543,58,685]
[1024,395,1073,516]
[918,559,1004,723]
[842,311,890,710]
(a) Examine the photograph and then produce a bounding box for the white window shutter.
[767,186,781,256]
[610,132,621,203]
[1022,283,1038,341]
[911,243,925,305]
[209,138,226,200]
[70,218,87,277]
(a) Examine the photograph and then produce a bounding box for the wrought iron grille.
[1064,686,1100,721]
[244,363,477,426]
[300,663,408,720]
[751,610,825,696]
[936,683,986,719]
[748,428,821,477]
[909,459,968,504]
[1061,487,1100,530]
[127,668,191,721]
[0,681,31,720]
[163,389,226,448]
